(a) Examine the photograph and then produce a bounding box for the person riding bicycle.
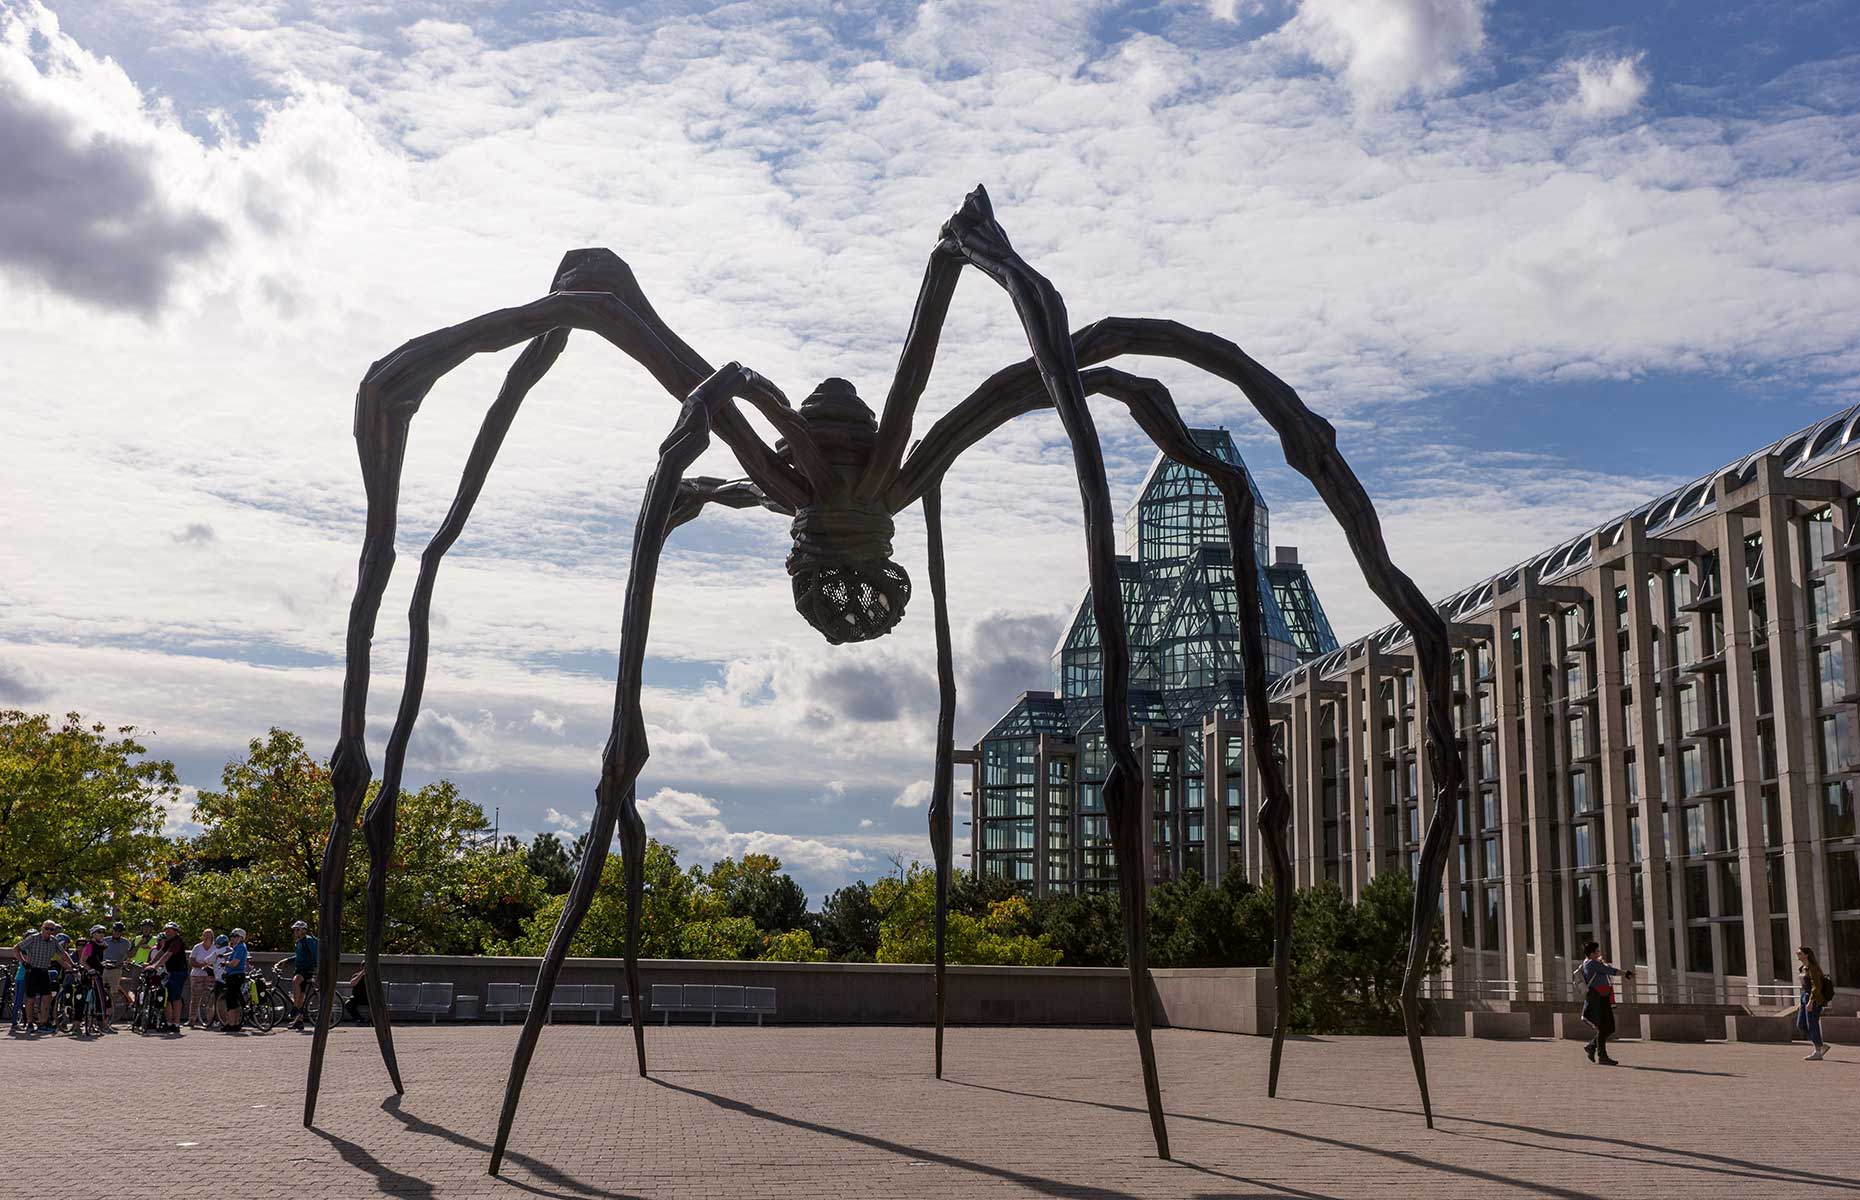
[289,920,318,1029]
[218,928,250,1032]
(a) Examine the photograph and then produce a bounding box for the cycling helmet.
[291,920,308,931]
[214,934,229,947]
[230,928,246,940]
[89,924,106,935]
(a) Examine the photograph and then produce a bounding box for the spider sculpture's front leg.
[922,186,1171,1158]
[489,363,753,1176]
[922,483,957,1078]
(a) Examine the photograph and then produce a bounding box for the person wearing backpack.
[1798,945,1834,1061]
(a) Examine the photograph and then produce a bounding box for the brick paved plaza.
[5,1024,1855,1198]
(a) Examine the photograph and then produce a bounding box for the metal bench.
[386,982,421,1021]
[547,983,629,1025]
[485,982,535,1024]
[415,982,454,1023]
[651,983,777,1025]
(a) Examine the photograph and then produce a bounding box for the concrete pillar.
[1290,687,1313,887]
[1720,508,1775,997]
[1754,488,1832,969]
[1518,597,1558,994]
[1622,536,1675,997]
[1346,666,1369,901]
[1033,735,1052,899]
[1205,715,1228,887]
[1365,650,1390,883]
[1493,605,1532,996]
[1593,561,1639,972]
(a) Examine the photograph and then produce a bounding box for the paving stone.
[3,1023,1854,1198]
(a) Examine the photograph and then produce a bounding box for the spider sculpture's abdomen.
[784,379,912,644]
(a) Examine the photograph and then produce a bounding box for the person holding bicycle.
[288,920,318,1030]
[75,926,115,1032]
[218,928,250,1032]
[103,922,136,1016]
[187,928,216,1028]
[14,921,73,1032]
[148,922,190,1033]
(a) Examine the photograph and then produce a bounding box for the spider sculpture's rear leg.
[894,314,1464,1123]
[489,363,750,1176]
[922,484,957,1077]
[933,187,1170,1159]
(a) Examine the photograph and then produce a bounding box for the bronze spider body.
[303,187,1466,1171]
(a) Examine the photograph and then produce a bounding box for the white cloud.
[1280,0,1489,106]
[0,0,1855,898]
[543,807,581,832]
[638,786,867,883]
[1569,53,1650,119]
[892,780,933,809]
[859,818,874,828]
[160,784,202,838]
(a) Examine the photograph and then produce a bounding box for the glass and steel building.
[967,428,1338,895]
[1255,406,1860,1003]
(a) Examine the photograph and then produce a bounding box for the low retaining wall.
[218,954,1276,1030]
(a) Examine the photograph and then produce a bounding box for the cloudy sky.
[2,0,1857,898]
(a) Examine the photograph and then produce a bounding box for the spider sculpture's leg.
[894,316,1464,1124]
[489,362,752,1177]
[305,252,811,1129]
[931,186,1169,1159]
[923,484,957,1078]
[374,327,575,1094]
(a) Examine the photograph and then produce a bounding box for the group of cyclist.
[9,916,328,1036]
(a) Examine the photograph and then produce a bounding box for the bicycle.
[130,968,167,1034]
[70,965,113,1036]
[271,959,324,1029]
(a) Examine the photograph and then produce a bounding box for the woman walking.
[1798,946,1833,1061]
[1575,941,1630,1066]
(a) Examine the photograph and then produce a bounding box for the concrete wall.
[189,954,1275,1030]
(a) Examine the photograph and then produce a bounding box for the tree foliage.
[0,711,176,913]
[816,881,882,962]
[703,854,810,935]
[873,864,1061,966]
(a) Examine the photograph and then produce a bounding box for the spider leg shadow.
[648,1076,1153,1200]
[376,1096,640,1200]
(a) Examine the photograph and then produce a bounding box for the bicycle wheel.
[301,984,324,1028]
[250,988,281,1032]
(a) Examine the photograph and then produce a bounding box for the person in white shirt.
[187,928,216,1028]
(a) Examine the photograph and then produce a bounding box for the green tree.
[0,711,175,912]
[491,839,696,958]
[1148,870,1274,969]
[817,881,882,961]
[170,730,545,952]
[702,854,809,935]
[678,914,761,959]
[1287,874,1448,1034]
[874,863,1061,966]
[1032,890,1125,967]
[759,928,828,962]
[525,832,576,894]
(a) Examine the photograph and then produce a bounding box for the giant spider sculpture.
[304,187,1466,1171]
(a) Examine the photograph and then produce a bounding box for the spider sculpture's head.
[782,378,911,644]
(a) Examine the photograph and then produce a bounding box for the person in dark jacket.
[1798,946,1832,1061]
[1573,941,1631,1066]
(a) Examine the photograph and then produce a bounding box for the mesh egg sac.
[790,559,912,644]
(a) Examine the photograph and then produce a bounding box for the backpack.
[1817,974,1836,1005]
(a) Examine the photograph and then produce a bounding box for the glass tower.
[973,428,1338,893]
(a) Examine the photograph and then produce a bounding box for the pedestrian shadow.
[1619,1065,1738,1077]
[1284,1096,1860,1190]
[650,1077,1159,1200]
[377,1095,639,1200]
[949,1081,1600,1200]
